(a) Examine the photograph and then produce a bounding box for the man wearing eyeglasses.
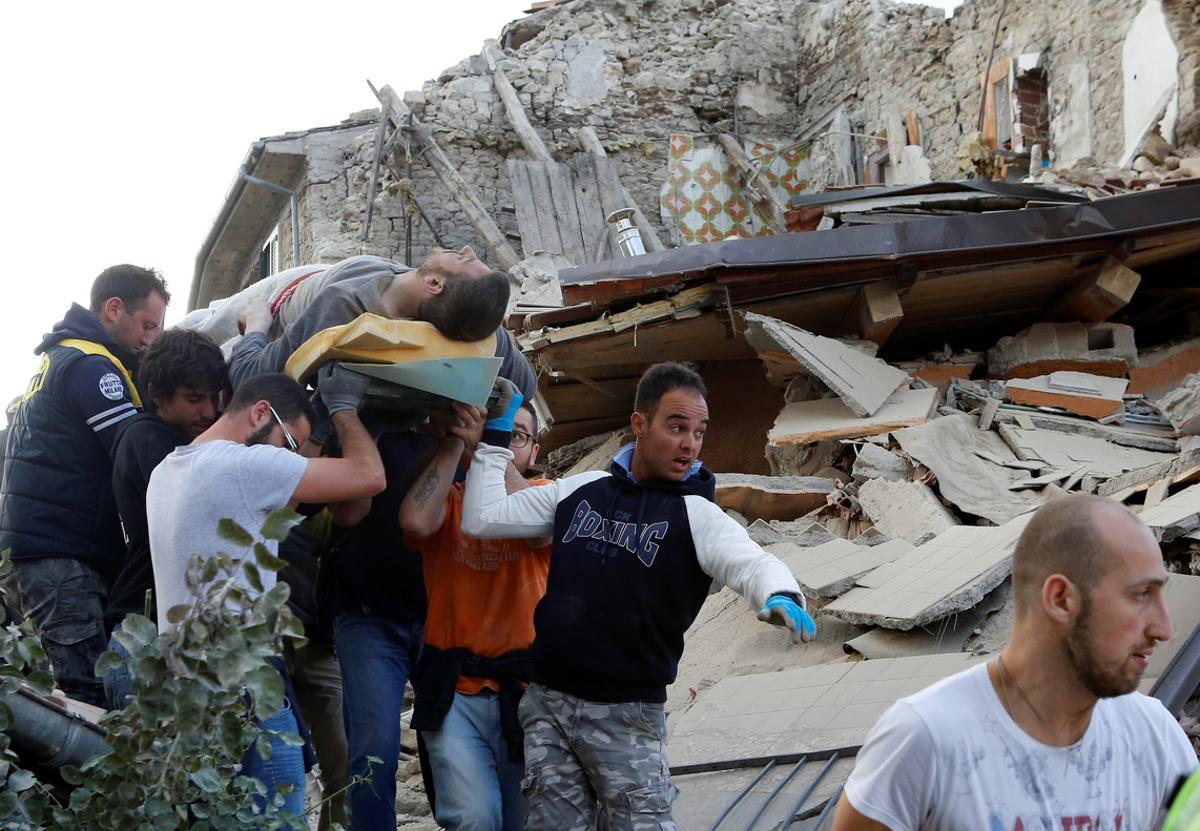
[145,366,385,819]
[400,399,549,831]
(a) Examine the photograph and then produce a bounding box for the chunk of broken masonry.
[1130,337,1200,398]
[856,477,960,544]
[851,444,914,483]
[987,321,1137,379]
[1157,373,1200,436]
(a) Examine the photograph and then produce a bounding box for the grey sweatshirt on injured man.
[227,255,536,402]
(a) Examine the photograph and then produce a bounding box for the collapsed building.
[187,0,1200,825]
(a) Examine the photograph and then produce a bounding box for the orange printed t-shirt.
[408,481,552,695]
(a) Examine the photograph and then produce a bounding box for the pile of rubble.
[503,179,1200,824]
[654,298,1200,827]
[1046,128,1200,196]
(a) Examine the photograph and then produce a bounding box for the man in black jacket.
[462,363,816,830]
[0,265,168,705]
[102,328,226,708]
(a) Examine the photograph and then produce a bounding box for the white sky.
[0,0,962,421]
[0,0,526,418]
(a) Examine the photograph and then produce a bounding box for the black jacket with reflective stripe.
[0,306,139,578]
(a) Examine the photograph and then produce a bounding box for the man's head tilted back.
[630,362,709,483]
[414,245,510,341]
[1011,494,1171,698]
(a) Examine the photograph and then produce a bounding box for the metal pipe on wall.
[240,173,301,269]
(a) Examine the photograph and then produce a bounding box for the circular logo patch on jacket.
[98,373,125,401]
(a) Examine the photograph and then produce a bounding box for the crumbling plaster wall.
[798,0,1194,175]
[242,0,1196,279]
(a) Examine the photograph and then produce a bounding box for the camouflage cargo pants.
[519,683,678,830]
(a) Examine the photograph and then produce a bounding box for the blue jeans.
[422,690,526,831]
[101,625,134,710]
[242,700,307,820]
[335,610,423,830]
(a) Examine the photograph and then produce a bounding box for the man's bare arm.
[399,436,463,539]
[292,411,386,504]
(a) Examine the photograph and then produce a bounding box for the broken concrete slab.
[752,519,840,548]
[856,478,960,545]
[1097,446,1200,498]
[842,580,1011,660]
[987,321,1137,379]
[668,653,985,764]
[853,527,895,547]
[768,537,912,599]
[714,474,839,522]
[745,313,907,417]
[746,519,786,546]
[769,387,939,446]
[1130,338,1200,398]
[823,515,1033,630]
[987,406,1179,453]
[997,424,1176,482]
[1008,465,1087,490]
[851,444,913,483]
[892,413,1046,524]
[1137,484,1200,542]
[1158,373,1200,435]
[1004,372,1129,420]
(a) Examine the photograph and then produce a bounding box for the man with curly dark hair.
[102,328,227,708]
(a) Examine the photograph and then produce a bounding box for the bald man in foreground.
[833,494,1196,831]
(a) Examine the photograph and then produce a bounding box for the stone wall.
[234,0,1197,280]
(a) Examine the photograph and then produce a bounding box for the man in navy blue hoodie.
[0,264,168,705]
[462,362,815,830]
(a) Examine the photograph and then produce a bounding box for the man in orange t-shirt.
[401,401,549,831]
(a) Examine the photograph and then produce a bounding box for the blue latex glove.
[485,378,523,434]
[757,593,816,644]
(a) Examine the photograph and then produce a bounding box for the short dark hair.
[417,269,510,341]
[518,401,539,437]
[90,264,170,313]
[138,329,228,407]
[227,373,315,426]
[634,362,707,417]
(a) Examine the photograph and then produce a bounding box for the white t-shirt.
[844,661,1196,831]
[146,440,308,630]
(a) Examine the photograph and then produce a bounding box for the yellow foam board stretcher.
[284,314,496,384]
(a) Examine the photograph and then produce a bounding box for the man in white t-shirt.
[145,367,385,820]
[147,368,385,627]
[833,494,1196,831]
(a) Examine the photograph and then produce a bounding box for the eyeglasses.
[510,430,533,449]
[268,405,299,453]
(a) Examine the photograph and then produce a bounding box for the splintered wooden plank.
[526,161,566,257]
[572,153,610,262]
[507,160,545,258]
[594,157,628,252]
[548,161,586,265]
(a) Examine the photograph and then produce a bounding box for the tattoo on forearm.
[412,467,441,508]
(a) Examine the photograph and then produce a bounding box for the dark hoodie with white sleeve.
[462,442,804,704]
